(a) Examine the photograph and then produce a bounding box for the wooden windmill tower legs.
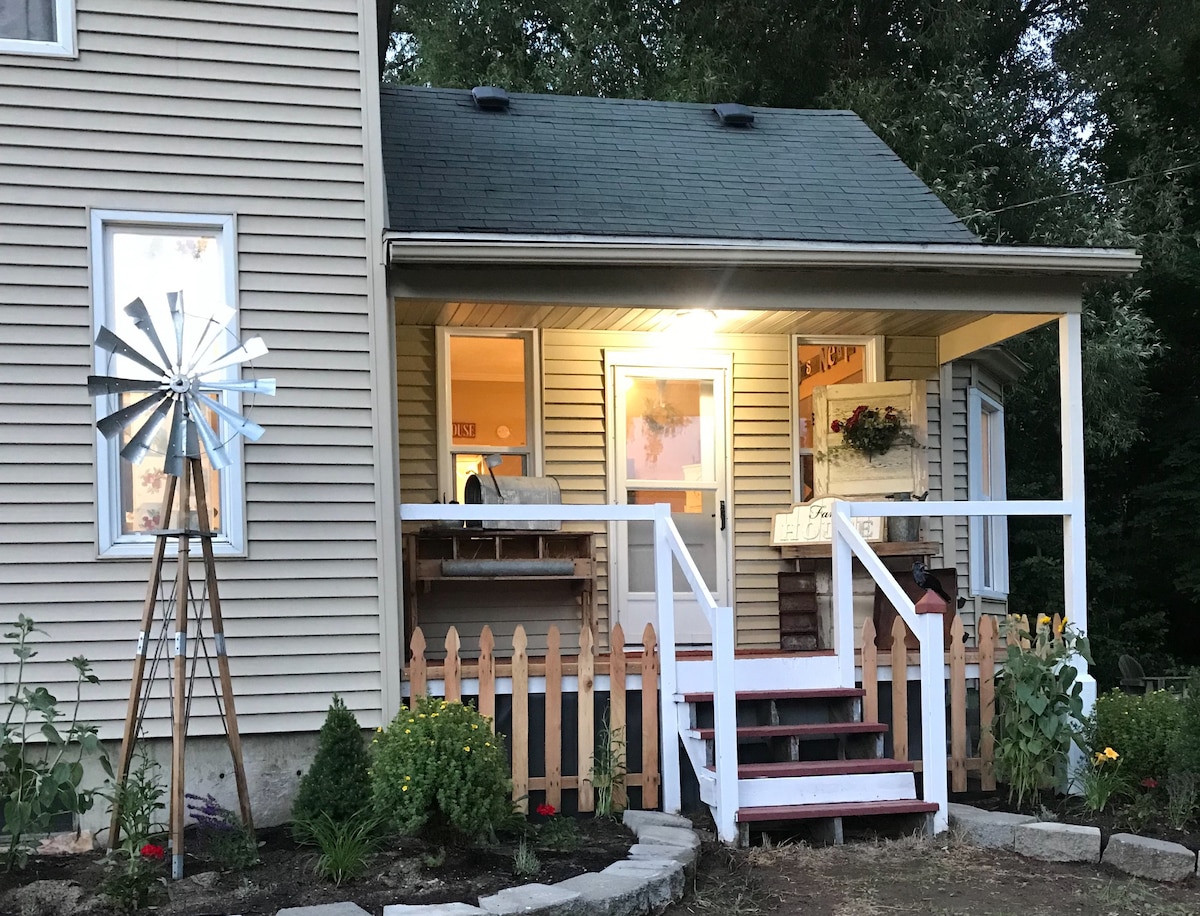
[108,456,252,880]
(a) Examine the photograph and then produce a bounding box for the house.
[1,4,1137,844]
[0,0,397,829]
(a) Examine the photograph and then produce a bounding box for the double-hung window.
[91,211,245,558]
[436,329,540,502]
[0,0,75,56]
[967,387,1009,597]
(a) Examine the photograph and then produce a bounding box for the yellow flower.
[1104,747,1119,760]
[1056,617,1067,635]
[1094,751,1107,764]
[471,724,478,730]
[402,785,409,792]
[1038,614,1052,627]
[418,714,426,719]
[404,775,411,781]
[463,746,470,752]
[376,727,383,732]
[404,728,411,734]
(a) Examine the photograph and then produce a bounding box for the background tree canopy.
[379,0,1200,683]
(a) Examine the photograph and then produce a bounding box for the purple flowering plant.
[186,792,258,869]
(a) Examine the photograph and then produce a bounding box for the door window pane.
[624,377,713,481]
[626,489,717,592]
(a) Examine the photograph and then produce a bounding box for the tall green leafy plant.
[1,615,110,870]
[992,615,1091,810]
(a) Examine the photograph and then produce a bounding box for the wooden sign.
[771,497,883,546]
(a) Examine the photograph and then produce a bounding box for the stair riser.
[698,771,917,808]
[686,698,862,730]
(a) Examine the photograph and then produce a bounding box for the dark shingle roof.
[381,86,978,245]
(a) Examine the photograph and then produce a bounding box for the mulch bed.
[0,816,633,916]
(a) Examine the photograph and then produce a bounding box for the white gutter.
[384,233,1141,276]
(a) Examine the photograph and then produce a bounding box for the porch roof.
[380,86,977,245]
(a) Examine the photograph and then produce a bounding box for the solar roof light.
[713,102,755,127]
[472,86,511,111]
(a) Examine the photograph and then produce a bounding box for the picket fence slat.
[949,615,967,792]
[890,616,909,761]
[978,614,998,791]
[403,621,661,813]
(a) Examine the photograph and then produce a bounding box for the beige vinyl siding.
[0,0,385,737]
[396,325,438,503]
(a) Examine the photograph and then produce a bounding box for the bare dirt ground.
[666,832,1200,916]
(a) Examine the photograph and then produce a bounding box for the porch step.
[710,758,915,779]
[687,721,887,741]
[679,687,865,703]
[736,798,940,823]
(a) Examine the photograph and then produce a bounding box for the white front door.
[609,358,731,646]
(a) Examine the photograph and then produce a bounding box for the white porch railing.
[396,502,739,839]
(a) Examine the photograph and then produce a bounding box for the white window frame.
[791,335,883,502]
[435,327,542,501]
[90,210,245,558]
[967,386,1009,597]
[0,0,76,57]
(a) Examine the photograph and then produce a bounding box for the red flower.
[1141,777,1158,789]
[140,843,165,860]
[536,803,556,817]
[830,420,843,433]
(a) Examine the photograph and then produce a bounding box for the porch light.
[672,308,719,336]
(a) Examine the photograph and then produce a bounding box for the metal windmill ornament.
[89,292,273,879]
[89,291,274,479]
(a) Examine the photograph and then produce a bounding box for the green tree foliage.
[292,696,372,826]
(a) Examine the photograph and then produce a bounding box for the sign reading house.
[771,497,883,546]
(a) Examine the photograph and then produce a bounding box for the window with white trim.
[91,211,245,558]
[793,336,880,502]
[0,0,75,56]
[968,387,1009,597]
[436,329,540,502]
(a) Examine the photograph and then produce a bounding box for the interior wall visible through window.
[794,338,876,502]
[438,330,538,503]
[968,386,1009,597]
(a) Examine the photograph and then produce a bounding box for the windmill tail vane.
[88,291,274,477]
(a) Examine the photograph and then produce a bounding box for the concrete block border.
[269,810,699,916]
[950,803,1198,883]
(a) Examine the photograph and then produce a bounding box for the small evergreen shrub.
[292,696,372,826]
[1086,688,1182,785]
[371,696,510,841]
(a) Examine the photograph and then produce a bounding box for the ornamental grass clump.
[992,614,1090,810]
[372,696,511,842]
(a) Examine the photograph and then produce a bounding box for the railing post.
[917,609,948,833]
[712,605,739,844]
[653,507,681,814]
[831,500,856,688]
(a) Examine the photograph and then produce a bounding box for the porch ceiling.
[393,297,1053,342]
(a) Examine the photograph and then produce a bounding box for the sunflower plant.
[992,614,1091,810]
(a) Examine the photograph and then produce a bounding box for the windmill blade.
[97,391,167,439]
[186,394,232,470]
[87,375,165,396]
[167,291,186,368]
[202,394,265,442]
[95,326,167,378]
[197,377,276,397]
[120,396,175,464]
[123,297,174,371]
[196,336,268,377]
[164,398,189,478]
[181,303,236,375]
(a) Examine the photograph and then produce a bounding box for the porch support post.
[916,607,948,833]
[831,500,856,688]
[1059,313,1096,719]
[653,507,682,815]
